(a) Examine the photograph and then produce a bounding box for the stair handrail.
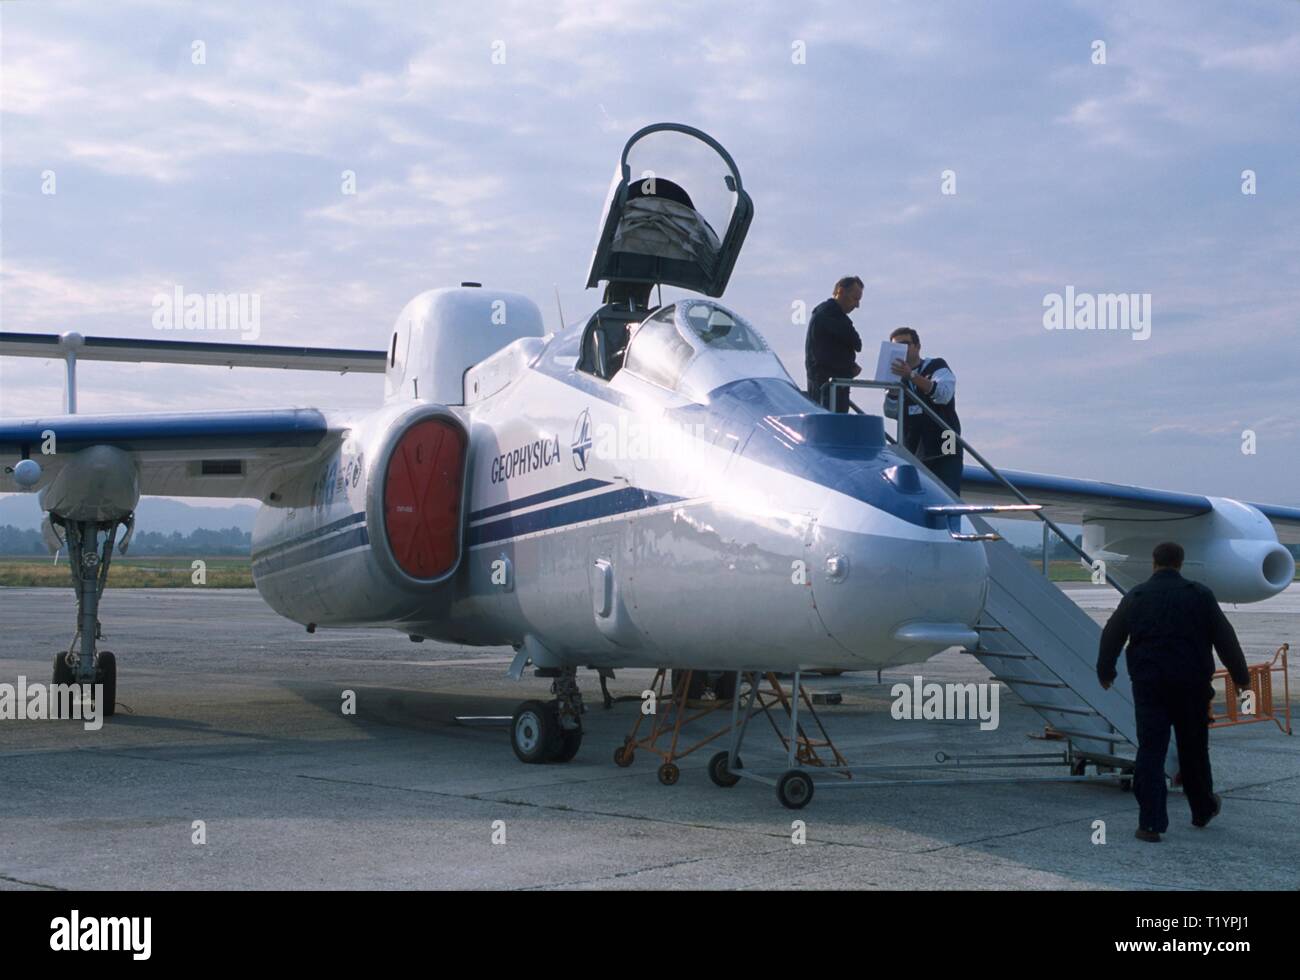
[821,377,1127,596]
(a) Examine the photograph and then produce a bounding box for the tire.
[1070,757,1086,777]
[708,750,742,788]
[613,745,634,767]
[657,762,680,786]
[776,769,814,809]
[52,652,74,687]
[552,726,583,763]
[94,651,116,719]
[1119,776,1133,792]
[511,700,559,764]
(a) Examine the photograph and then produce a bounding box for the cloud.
[2,0,1297,506]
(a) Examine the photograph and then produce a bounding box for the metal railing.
[819,376,1127,596]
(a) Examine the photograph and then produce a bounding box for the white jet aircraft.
[3,124,1297,776]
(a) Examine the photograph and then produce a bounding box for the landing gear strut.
[510,666,584,764]
[50,515,129,718]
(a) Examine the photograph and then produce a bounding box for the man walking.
[1097,542,1252,842]
[882,327,963,494]
[805,276,863,413]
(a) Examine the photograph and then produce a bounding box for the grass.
[0,555,253,588]
[1043,559,1102,583]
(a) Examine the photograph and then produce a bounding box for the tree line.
[0,524,251,556]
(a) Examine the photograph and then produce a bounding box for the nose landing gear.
[510,667,584,763]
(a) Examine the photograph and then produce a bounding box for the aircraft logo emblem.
[571,409,593,471]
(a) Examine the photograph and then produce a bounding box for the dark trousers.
[922,450,964,496]
[1132,678,1215,832]
[808,379,849,413]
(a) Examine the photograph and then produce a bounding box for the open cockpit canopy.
[586,123,753,298]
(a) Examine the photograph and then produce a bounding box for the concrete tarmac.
[1,585,1297,890]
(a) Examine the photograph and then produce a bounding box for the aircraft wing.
[0,409,342,501]
[961,466,1300,545]
[0,331,387,374]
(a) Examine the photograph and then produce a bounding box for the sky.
[2,0,1298,511]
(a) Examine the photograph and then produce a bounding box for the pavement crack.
[0,872,63,891]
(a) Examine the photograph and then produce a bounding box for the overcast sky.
[2,0,1297,511]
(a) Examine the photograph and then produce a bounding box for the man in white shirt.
[882,327,963,494]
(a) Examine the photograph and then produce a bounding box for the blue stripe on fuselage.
[468,477,611,522]
[251,515,370,576]
[467,485,683,547]
[248,482,684,574]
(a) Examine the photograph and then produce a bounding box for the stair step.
[1018,701,1101,716]
[1047,726,1120,742]
[990,676,1068,688]
[965,649,1033,660]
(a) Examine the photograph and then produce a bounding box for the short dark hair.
[890,327,920,346]
[1152,542,1184,569]
[834,276,864,293]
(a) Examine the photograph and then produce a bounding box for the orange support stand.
[613,671,849,784]
[612,669,738,785]
[1210,643,1291,735]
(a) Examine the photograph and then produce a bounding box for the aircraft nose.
[810,486,989,663]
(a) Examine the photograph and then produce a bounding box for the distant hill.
[0,494,257,534]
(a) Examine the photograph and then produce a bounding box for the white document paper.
[873,341,909,383]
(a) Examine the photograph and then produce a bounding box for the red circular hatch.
[383,419,465,578]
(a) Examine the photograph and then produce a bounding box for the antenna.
[553,285,566,331]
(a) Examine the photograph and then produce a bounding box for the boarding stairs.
[833,377,1138,770]
[967,515,1135,767]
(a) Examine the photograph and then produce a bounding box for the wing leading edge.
[0,409,341,500]
[961,466,1300,545]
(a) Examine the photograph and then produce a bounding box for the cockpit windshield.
[678,300,769,352]
[623,306,695,390]
[622,300,771,392]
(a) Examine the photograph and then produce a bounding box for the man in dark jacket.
[805,276,863,413]
[1097,541,1251,842]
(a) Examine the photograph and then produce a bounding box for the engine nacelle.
[252,401,470,627]
[365,403,468,589]
[1083,496,1294,603]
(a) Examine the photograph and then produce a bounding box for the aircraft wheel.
[708,750,742,788]
[613,744,635,767]
[552,726,583,763]
[511,700,559,764]
[52,652,74,686]
[94,651,117,718]
[1119,776,1133,792]
[776,769,814,809]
